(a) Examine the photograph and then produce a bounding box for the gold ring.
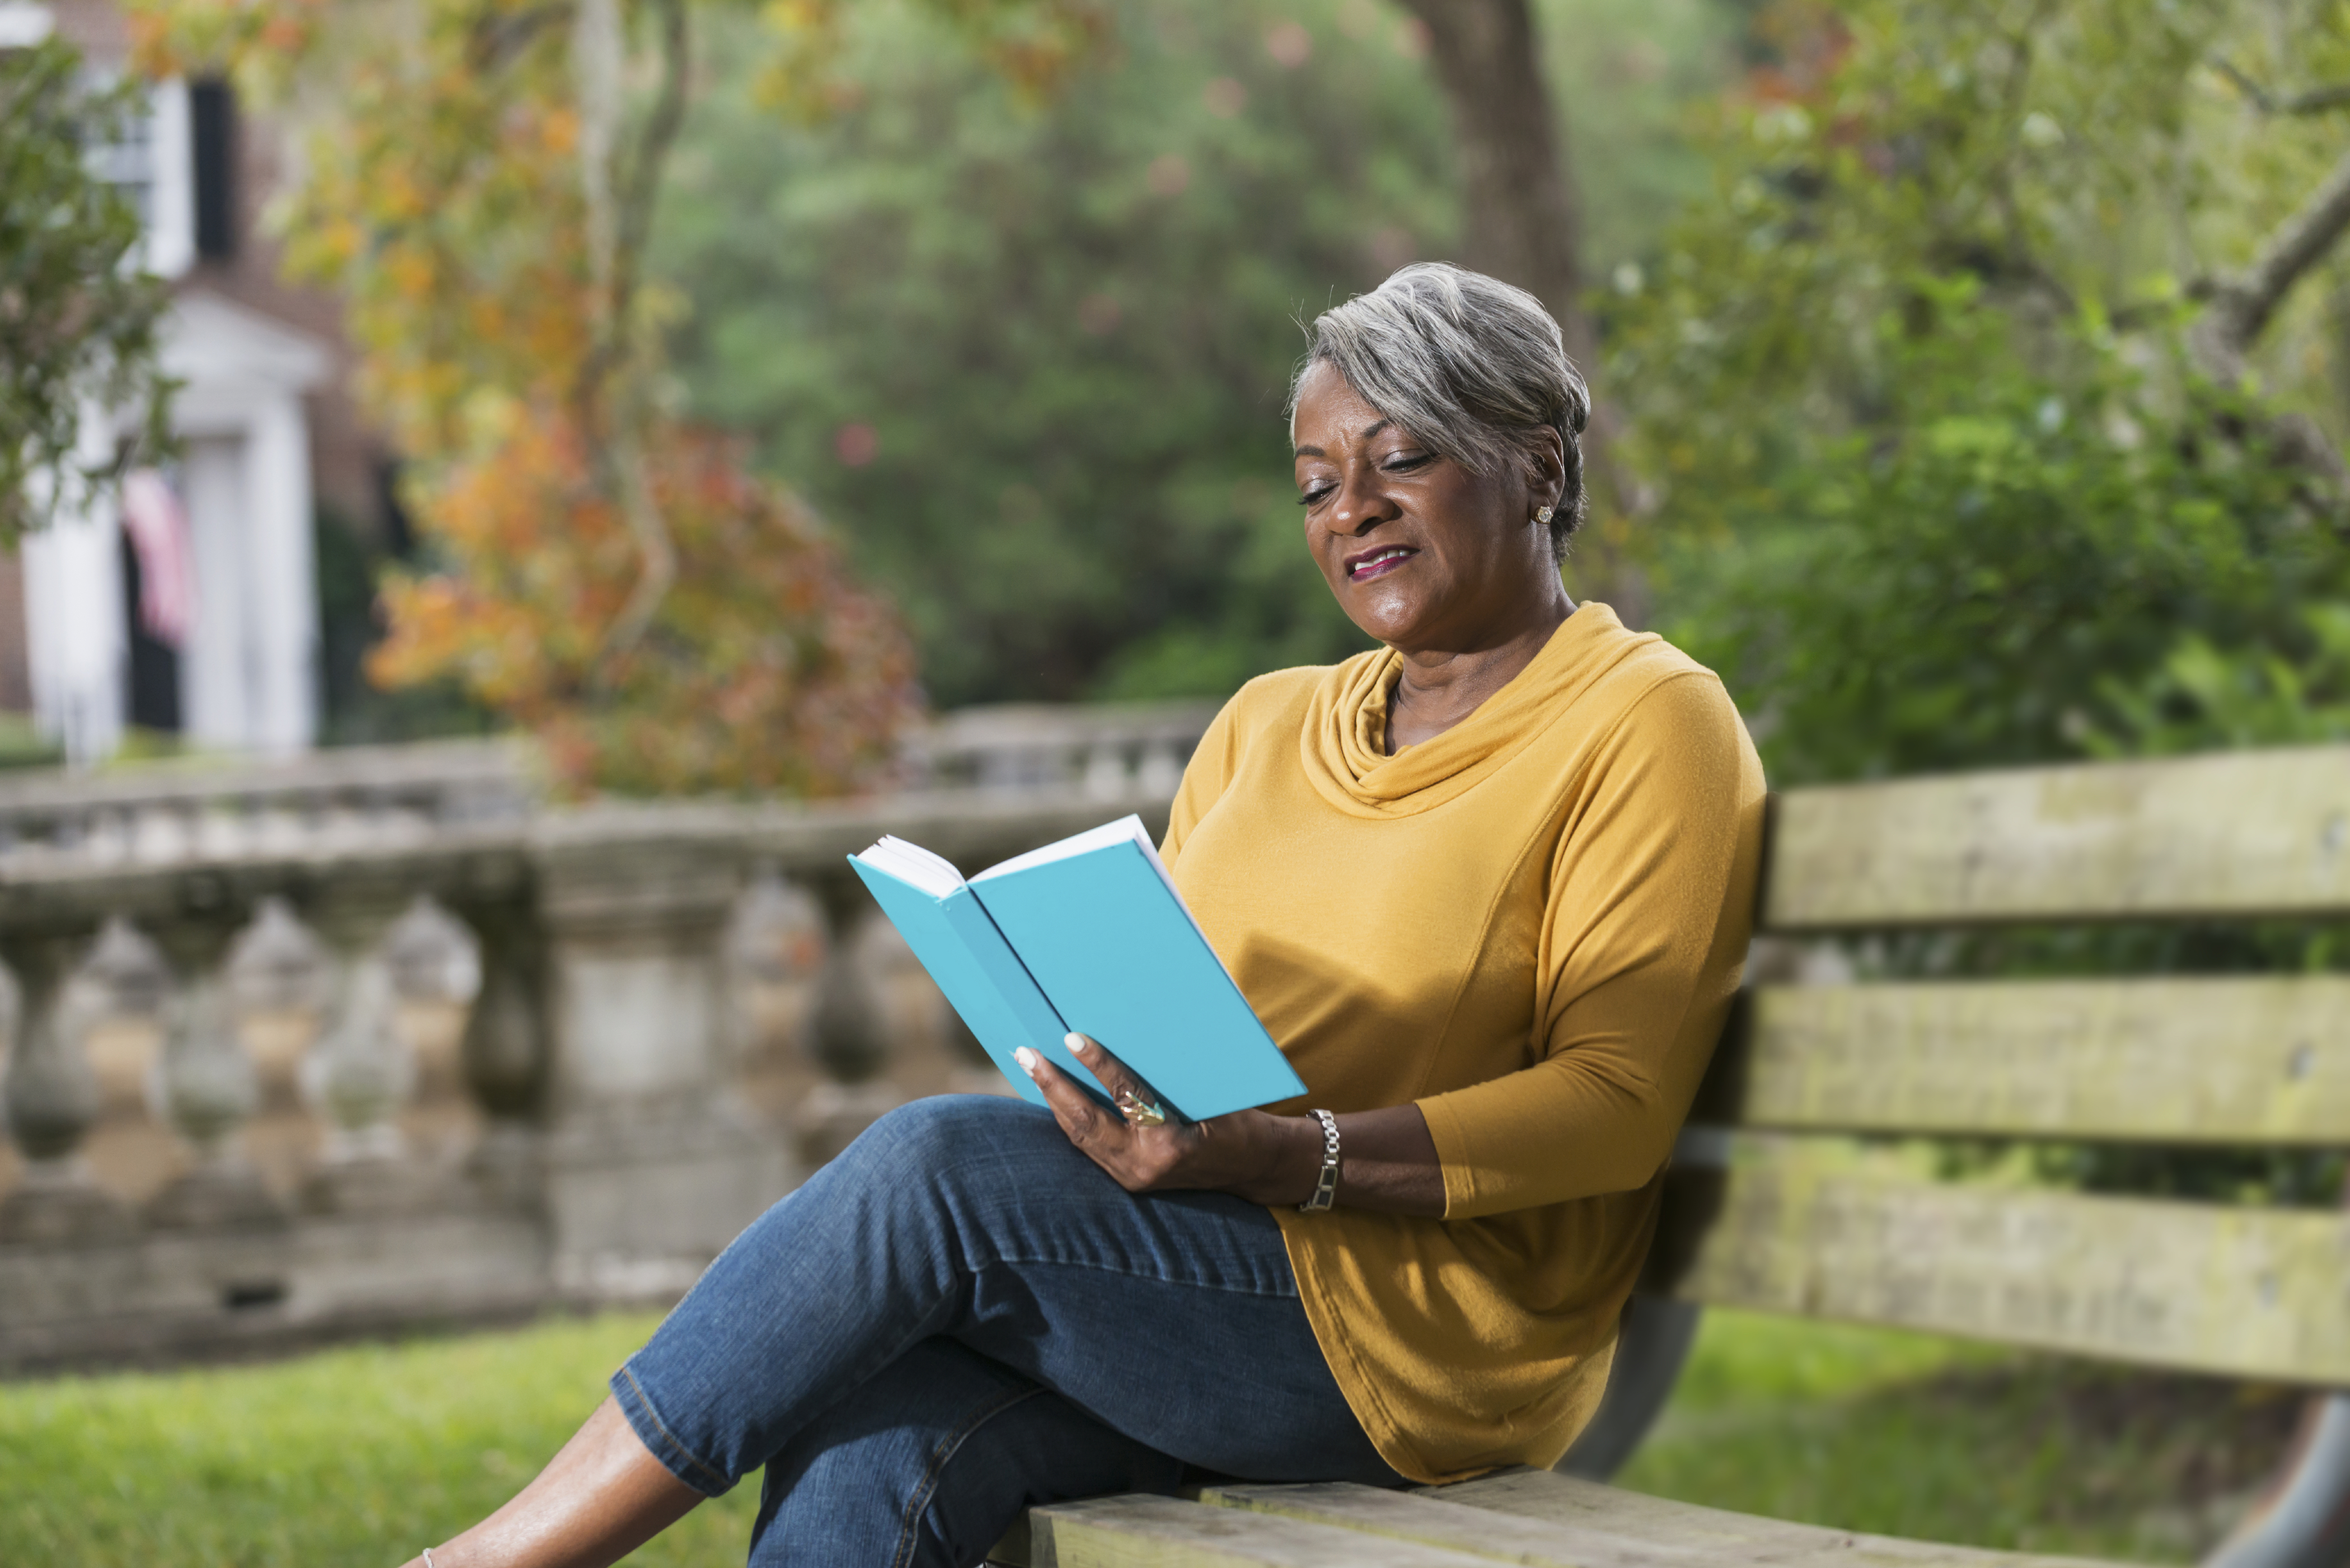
[1115,1089,1168,1129]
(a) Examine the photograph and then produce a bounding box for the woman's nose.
[1332,474,1389,533]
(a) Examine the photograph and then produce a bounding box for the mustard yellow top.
[1161,603,1766,1485]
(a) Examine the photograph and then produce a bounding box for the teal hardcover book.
[848,816,1306,1121]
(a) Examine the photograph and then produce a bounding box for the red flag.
[120,468,196,649]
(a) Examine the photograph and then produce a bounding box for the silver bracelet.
[423,1551,437,1568]
[1296,1108,1340,1213]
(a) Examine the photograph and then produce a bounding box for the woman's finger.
[1016,1046,1117,1146]
[1063,1033,1177,1126]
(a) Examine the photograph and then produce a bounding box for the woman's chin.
[1338,584,1440,644]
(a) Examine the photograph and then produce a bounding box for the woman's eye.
[1298,485,1334,507]
[1383,452,1431,472]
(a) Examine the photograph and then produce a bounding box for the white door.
[180,433,260,748]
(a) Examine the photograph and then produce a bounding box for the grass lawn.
[0,1308,2298,1566]
[1618,1314,2299,1565]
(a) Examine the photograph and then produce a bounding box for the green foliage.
[1650,294,2322,782]
[313,506,495,746]
[0,36,173,534]
[1608,0,2350,783]
[2086,601,2350,756]
[1533,0,1743,279]
[659,0,1470,704]
[1623,1314,2296,1564]
[650,0,1751,706]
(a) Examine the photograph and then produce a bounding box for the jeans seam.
[973,1252,1299,1299]
[615,1363,734,1495]
[890,1383,1049,1568]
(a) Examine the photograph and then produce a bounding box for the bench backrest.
[1655,744,2350,1389]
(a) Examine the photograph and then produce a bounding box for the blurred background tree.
[129,0,1735,760]
[657,0,1731,704]
[127,0,1108,793]
[1605,0,2350,784]
[126,0,2350,798]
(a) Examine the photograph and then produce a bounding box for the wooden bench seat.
[996,743,2350,1568]
[1012,1469,2127,1567]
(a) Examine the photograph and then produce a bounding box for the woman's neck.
[1385,587,1576,754]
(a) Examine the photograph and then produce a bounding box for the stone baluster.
[535,833,791,1290]
[1082,743,1129,800]
[0,927,131,1244]
[797,902,902,1169]
[309,958,410,1163]
[224,895,334,1102]
[382,892,485,1161]
[301,884,435,1214]
[385,893,483,1009]
[73,916,171,1157]
[723,869,827,1092]
[147,908,282,1231]
[82,915,171,1017]
[455,892,549,1210]
[1136,738,1182,796]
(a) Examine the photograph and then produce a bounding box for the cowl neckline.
[1298,602,1654,819]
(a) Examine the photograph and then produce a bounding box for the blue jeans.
[611,1095,1402,1567]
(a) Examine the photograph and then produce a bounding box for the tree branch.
[2192,141,2350,378]
[2212,58,2350,116]
[581,0,692,678]
[2179,142,2350,505]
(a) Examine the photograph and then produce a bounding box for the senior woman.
[404,262,1765,1568]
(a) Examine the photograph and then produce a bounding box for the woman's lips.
[1347,545,1418,582]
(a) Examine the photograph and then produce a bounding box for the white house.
[7,0,383,765]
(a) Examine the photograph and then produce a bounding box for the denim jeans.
[611,1094,1402,1567]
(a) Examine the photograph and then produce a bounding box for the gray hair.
[1289,262,1591,559]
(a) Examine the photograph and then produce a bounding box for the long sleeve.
[1415,672,1766,1218]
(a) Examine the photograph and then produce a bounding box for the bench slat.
[1658,1154,2350,1384]
[1715,977,2350,1142]
[1206,1477,2045,1568]
[1023,1492,1502,1567]
[1201,1481,1604,1567]
[1765,746,2350,929]
[1412,1471,2129,1568]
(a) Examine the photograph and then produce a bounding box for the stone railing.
[0,703,1214,1370]
[0,738,535,873]
[904,701,1222,795]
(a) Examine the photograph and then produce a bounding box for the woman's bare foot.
[396,1396,704,1568]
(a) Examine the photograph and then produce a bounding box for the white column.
[23,406,128,766]
[145,79,195,281]
[181,433,251,748]
[246,391,319,754]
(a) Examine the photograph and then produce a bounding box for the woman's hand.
[1017,1035,1317,1206]
[1017,1033,1449,1216]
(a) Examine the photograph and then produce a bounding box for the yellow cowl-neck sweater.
[1161,602,1766,1485]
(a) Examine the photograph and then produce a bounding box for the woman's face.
[1290,361,1560,655]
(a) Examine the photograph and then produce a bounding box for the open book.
[849,816,1307,1121]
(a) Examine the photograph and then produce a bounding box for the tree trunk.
[1396,0,1650,617]
[1396,0,1591,365]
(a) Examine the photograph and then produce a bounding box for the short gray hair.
[1289,263,1591,559]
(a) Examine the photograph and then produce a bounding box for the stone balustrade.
[0,702,1213,1371]
[905,701,1223,795]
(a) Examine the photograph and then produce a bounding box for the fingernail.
[1065,1033,1090,1054]
[1015,1047,1038,1073]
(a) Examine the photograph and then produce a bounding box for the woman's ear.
[1524,429,1568,516]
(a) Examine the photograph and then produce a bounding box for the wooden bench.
[991,743,2350,1567]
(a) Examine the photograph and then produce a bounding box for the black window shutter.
[191,78,235,260]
